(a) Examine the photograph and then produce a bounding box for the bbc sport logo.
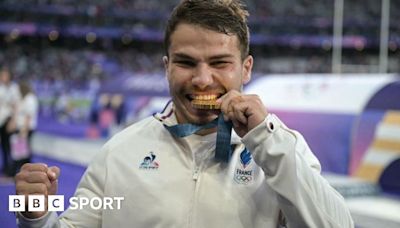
[9,195,124,212]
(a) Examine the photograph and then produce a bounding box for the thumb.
[47,166,60,195]
[47,166,61,180]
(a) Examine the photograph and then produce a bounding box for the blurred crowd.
[1,45,399,86]
[2,0,398,20]
[1,0,178,13]
[0,45,165,87]
[1,0,399,35]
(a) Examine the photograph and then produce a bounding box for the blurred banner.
[244,74,399,175]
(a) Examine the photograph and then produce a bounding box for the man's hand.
[15,163,60,219]
[218,90,268,137]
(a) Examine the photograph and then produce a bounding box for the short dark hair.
[164,0,250,60]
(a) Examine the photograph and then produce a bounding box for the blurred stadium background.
[0,0,399,227]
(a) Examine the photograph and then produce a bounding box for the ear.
[242,55,253,85]
[163,56,169,68]
[163,56,169,77]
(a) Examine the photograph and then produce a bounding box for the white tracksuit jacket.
[17,102,354,228]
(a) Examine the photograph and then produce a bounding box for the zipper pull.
[193,168,200,180]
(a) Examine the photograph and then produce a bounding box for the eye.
[173,60,196,67]
[211,61,230,68]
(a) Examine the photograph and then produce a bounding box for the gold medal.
[191,99,221,110]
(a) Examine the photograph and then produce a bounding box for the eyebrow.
[171,53,235,61]
[171,53,195,60]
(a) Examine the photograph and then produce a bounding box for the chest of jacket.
[100,122,281,227]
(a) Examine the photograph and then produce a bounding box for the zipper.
[192,167,200,180]
[187,147,213,227]
[188,164,201,227]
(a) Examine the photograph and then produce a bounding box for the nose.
[192,63,213,90]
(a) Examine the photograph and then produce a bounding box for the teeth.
[193,94,218,101]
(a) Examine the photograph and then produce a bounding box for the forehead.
[168,23,241,58]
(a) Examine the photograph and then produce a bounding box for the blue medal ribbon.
[214,114,233,162]
[163,114,233,162]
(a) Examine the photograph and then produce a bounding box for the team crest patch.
[234,148,254,185]
[139,152,159,170]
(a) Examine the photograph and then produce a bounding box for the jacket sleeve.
[17,143,110,228]
[241,114,354,228]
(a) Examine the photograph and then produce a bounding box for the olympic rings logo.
[235,175,252,184]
